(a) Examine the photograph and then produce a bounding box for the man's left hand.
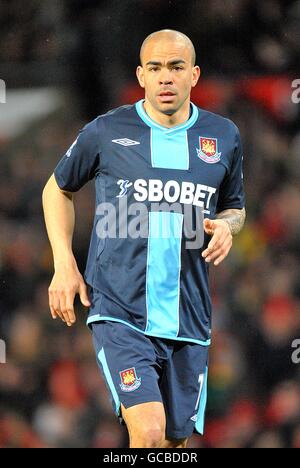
[202,218,233,266]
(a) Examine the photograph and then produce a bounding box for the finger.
[65,289,76,325]
[203,218,214,235]
[205,244,230,263]
[50,304,58,319]
[208,240,232,265]
[203,231,232,260]
[59,292,73,327]
[204,247,223,263]
[213,251,230,266]
[50,306,57,319]
[202,232,225,258]
[79,282,91,307]
[49,291,57,319]
[52,291,65,322]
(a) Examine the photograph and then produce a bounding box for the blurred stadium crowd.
[0,0,300,448]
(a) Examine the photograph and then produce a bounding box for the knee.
[131,426,165,448]
[163,438,188,448]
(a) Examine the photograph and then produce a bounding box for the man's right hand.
[48,260,91,327]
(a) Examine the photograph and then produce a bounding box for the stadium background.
[0,0,300,448]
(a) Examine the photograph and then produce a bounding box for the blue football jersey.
[54,100,245,346]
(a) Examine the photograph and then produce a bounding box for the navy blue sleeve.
[216,126,245,212]
[54,117,101,192]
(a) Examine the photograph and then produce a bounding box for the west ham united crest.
[197,137,221,164]
[119,367,141,392]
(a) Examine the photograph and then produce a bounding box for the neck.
[143,98,191,128]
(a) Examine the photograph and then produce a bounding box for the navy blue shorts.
[91,320,209,439]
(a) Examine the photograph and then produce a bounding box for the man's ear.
[192,66,201,88]
[136,66,145,88]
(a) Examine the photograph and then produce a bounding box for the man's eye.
[173,66,183,71]
[149,67,159,72]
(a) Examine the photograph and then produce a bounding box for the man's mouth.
[158,91,176,102]
[159,91,176,96]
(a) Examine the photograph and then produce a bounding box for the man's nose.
[160,78,173,85]
[159,69,173,85]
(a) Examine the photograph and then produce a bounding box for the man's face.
[137,39,200,116]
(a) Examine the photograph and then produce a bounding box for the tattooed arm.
[215,207,246,236]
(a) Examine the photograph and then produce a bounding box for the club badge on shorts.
[197,137,221,164]
[119,367,141,392]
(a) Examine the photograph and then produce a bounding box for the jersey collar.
[135,99,199,133]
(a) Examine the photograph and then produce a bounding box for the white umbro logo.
[190,415,197,422]
[112,138,140,146]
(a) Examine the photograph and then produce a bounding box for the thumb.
[79,281,91,307]
[203,218,215,234]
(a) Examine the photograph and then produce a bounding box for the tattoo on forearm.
[216,208,246,236]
